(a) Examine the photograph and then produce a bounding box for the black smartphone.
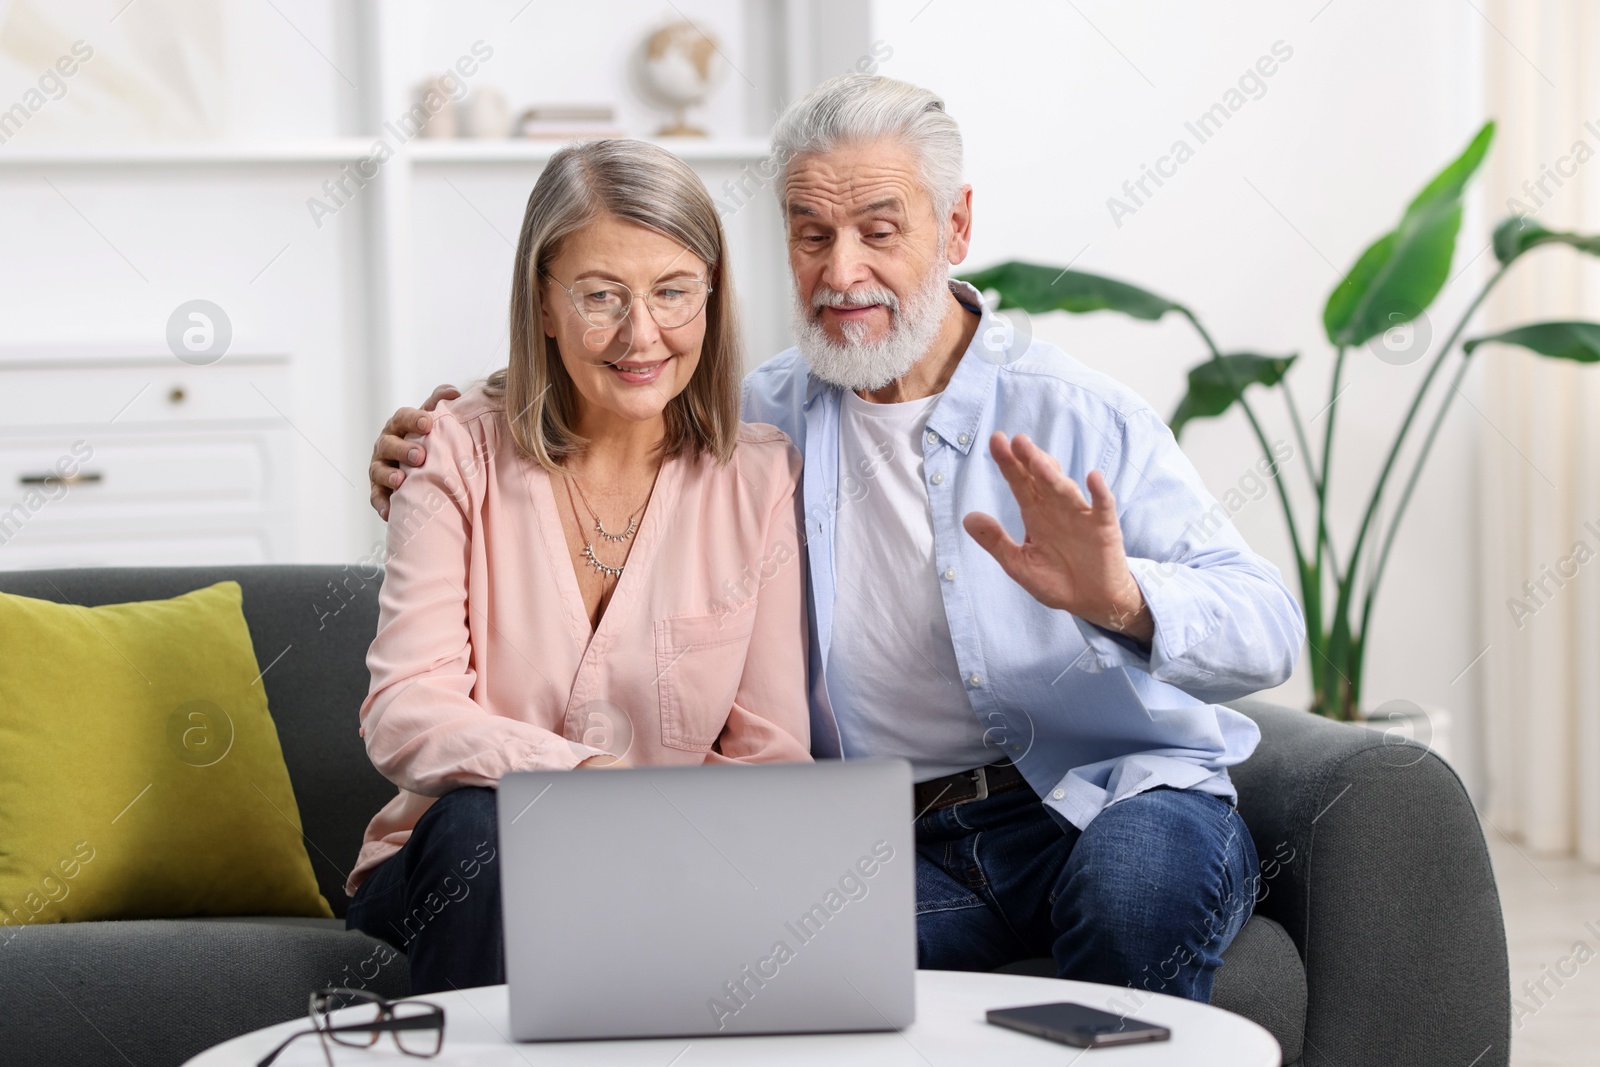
[986,1001,1172,1048]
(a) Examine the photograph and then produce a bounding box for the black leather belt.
[914,760,1030,816]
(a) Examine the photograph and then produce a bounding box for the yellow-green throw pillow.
[0,581,333,928]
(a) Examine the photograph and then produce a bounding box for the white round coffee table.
[185,970,1279,1066]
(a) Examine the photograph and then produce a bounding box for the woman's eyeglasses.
[546,274,712,330]
[255,987,445,1066]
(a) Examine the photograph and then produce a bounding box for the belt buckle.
[968,766,989,803]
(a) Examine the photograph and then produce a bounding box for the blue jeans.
[915,784,1258,1002]
[346,787,504,994]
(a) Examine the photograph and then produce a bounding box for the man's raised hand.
[962,432,1153,645]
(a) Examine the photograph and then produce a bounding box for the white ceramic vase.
[1354,700,1454,768]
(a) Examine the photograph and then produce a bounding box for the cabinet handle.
[19,472,103,486]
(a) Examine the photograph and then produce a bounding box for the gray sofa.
[0,566,1510,1066]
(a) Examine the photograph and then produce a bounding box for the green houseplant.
[960,121,1600,720]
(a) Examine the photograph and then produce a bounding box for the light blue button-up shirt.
[740,280,1305,830]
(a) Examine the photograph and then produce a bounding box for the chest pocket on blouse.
[653,609,759,751]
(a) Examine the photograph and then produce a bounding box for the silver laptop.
[496,759,916,1041]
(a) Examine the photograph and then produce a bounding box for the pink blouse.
[346,387,811,896]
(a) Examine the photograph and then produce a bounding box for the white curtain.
[1480,0,1600,863]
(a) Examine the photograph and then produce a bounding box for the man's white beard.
[791,261,951,393]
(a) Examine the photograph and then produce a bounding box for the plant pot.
[1353,700,1453,767]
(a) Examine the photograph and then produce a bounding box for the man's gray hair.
[771,73,965,217]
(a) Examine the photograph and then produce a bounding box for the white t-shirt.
[827,387,996,782]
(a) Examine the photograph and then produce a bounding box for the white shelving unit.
[0,141,381,165]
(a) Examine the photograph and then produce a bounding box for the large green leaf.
[959,261,1184,321]
[1170,352,1298,439]
[1462,321,1600,362]
[1323,122,1496,347]
[1492,216,1600,264]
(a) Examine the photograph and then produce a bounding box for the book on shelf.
[515,105,624,141]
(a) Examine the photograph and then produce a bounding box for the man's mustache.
[811,285,901,315]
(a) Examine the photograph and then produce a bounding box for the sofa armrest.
[1227,699,1510,1067]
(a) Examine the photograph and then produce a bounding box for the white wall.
[868,0,1490,796]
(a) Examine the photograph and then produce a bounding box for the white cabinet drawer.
[0,359,290,428]
[0,433,277,515]
[0,355,298,565]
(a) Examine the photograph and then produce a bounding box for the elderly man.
[367,74,1303,1002]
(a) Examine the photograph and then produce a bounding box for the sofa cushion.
[0,581,331,925]
[0,917,408,1067]
[0,567,395,918]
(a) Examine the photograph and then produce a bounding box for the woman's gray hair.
[770,73,964,217]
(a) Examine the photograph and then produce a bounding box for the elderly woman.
[344,139,811,994]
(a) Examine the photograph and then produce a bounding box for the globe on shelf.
[633,21,727,137]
